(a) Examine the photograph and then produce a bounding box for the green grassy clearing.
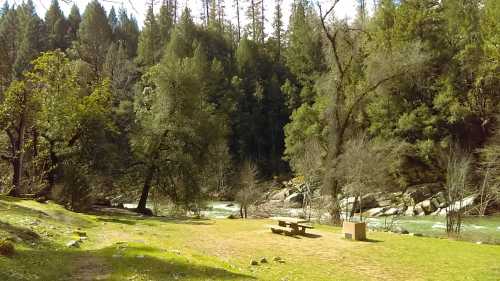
[0,196,499,281]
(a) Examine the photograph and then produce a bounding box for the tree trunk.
[236,0,241,41]
[35,141,58,198]
[251,0,256,41]
[137,164,155,213]
[8,117,26,197]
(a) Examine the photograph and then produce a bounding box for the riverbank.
[200,201,500,244]
[1,196,499,280]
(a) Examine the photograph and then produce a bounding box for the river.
[201,201,500,244]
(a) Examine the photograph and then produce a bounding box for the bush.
[0,240,15,257]
[59,162,93,211]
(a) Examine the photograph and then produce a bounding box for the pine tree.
[108,6,118,37]
[67,4,81,43]
[137,2,161,66]
[0,1,9,20]
[14,0,44,77]
[78,0,113,76]
[116,8,139,58]
[158,0,174,48]
[0,5,18,89]
[167,8,197,59]
[45,0,68,50]
[272,0,284,60]
[234,0,241,41]
[283,0,324,109]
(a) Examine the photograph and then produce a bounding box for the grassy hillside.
[0,196,499,281]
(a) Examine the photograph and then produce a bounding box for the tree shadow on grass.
[362,238,383,243]
[300,233,322,239]
[96,217,137,225]
[0,221,40,242]
[7,245,256,281]
[151,217,214,226]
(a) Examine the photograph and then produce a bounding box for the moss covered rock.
[0,240,15,257]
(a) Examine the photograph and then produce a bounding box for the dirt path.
[71,254,111,281]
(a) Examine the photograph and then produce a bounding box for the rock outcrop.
[257,177,484,218]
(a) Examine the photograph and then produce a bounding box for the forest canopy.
[0,0,498,220]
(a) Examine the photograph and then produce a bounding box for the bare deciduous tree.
[444,151,471,236]
[235,160,259,218]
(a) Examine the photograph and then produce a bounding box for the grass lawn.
[0,196,499,281]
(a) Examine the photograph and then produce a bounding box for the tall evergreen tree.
[137,2,161,66]
[14,0,44,76]
[67,4,81,43]
[77,0,113,76]
[115,8,139,58]
[0,5,18,90]
[45,0,68,50]
[108,6,118,37]
[283,0,324,109]
[158,0,174,48]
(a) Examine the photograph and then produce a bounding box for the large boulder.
[403,183,443,205]
[365,207,387,217]
[359,194,379,210]
[375,197,392,207]
[383,207,400,216]
[414,202,425,216]
[404,206,415,216]
[450,194,479,212]
[340,197,357,210]
[270,188,291,201]
[421,199,436,214]
[284,193,303,208]
[430,198,440,209]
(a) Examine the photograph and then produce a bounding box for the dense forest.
[0,0,498,223]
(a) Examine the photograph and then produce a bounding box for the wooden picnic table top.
[271,217,309,224]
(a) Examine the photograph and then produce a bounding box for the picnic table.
[269,217,314,236]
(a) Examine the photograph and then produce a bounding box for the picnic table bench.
[269,217,314,236]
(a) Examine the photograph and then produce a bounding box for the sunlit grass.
[0,196,499,281]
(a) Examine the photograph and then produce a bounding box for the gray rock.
[431,198,440,209]
[435,191,447,204]
[421,199,436,213]
[451,194,478,211]
[376,199,392,207]
[384,207,399,216]
[414,203,425,216]
[430,209,441,216]
[271,188,291,201]
[365,207,386,217]
[404,183,443,205]
[340,197,356,209]
[393,226,409,234]
[284,193,304,208]
[359,194,379,210]
[66,240,80,248]
[404,206,415,216]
